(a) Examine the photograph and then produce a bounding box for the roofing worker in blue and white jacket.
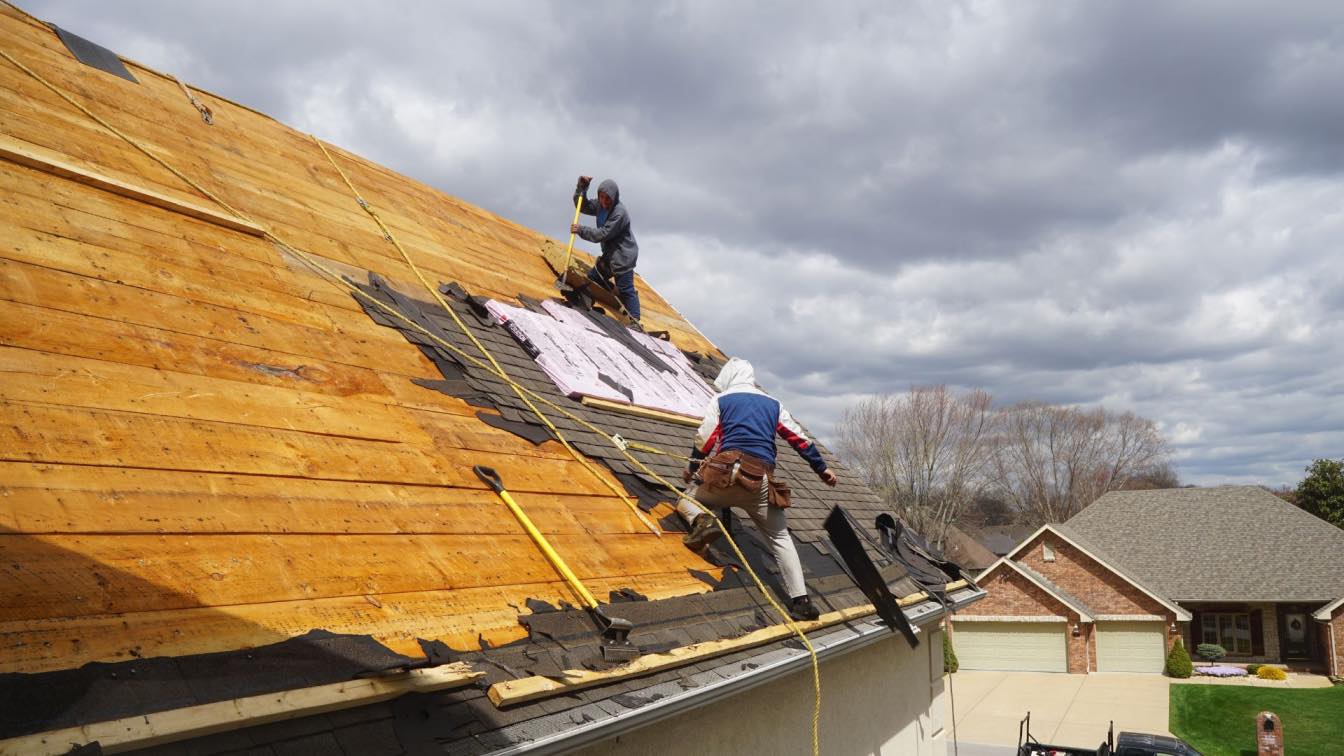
[679,358,838,621]
[572,176,640,322]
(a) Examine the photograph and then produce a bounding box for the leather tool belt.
[698,449,792,509]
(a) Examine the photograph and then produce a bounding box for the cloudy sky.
[26,1,1344,487]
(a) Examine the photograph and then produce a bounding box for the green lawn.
[1169,684,1344,756]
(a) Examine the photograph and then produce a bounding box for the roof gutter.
[493,588,985,755]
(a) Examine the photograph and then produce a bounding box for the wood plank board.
[0,463,656,536]
[0,132,264,236]
[0,345,415,442]
[0,397,618,493]
[0,570,714,674]
[0,531,703,622]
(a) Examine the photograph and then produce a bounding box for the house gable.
[962,566,1078,621]
[979,525,1190,621]
[1017,532,1169,618]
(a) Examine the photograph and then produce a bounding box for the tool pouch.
[699,450,790,509]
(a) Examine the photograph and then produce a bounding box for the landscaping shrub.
[1257,666,1287,681]
[1196,643,1227,662]
[942,630,959,673]
[1246,664,1261,675]
[1165,637,1193,678]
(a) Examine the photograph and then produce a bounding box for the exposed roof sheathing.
[0,5,978,752]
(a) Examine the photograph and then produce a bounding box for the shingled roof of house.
[0,6,980,753]
[1064,486,1344,603]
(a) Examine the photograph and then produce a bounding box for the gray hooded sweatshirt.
[573,178,639,275]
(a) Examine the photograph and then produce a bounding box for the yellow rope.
[309,136,661,537]
[0,46,823,755]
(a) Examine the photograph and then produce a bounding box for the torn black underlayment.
[351,275,898,557]
[824,506,920,648]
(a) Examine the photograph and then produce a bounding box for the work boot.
[682,513,721,551]
[788,596,820,622]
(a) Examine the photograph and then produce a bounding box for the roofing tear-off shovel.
[558,185,585,288]
[473,465,639,663]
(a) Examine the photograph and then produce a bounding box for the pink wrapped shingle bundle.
[486,300,714,418]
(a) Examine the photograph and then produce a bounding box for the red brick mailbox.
[1256,711,1283,756]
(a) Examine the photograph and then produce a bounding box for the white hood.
[713,358,756,393]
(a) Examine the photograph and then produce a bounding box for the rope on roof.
[0,44,824,754]
[171,73,213,124]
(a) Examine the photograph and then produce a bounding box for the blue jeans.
[587,265,641,321]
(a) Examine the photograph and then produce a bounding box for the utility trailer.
[1016,713,1203,756]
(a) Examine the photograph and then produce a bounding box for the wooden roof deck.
[0,4,723,676]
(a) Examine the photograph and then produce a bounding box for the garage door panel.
[1097,621,1165,673]
[954,622,1067,673]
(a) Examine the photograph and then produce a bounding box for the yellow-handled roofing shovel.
[473,465,638,663]
[558,185,585,286]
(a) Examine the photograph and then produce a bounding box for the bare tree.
[990,402,1169,526]
[838,386,996,548]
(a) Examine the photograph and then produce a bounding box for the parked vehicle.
[1016,713,1203,756]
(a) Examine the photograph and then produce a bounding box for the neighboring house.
[942,525,999,575]
[0,7,982,755]
[968,523,1035,557]
[952,486,1344,676]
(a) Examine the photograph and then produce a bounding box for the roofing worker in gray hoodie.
[571,176,640,322]
[678,358,838,621]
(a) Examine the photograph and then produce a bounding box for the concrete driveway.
[946,671,1172,749]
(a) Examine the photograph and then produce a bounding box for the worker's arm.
[684,397,722,482]
[776,407,837,486]
[573,176,598,216]
[575,202,630,243]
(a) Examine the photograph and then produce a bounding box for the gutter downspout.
[493,590,985,755]
[1329,619,1338,678]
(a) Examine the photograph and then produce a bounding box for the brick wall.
[971,569,1072,617]
[1068,623,1093,674]
[1018,533,1167,616]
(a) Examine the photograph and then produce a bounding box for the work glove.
[576,175,592,192]
[819,469,838,487]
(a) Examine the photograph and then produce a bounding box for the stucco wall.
[576,629,948,756]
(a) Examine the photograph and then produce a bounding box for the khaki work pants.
[677,476,807,599]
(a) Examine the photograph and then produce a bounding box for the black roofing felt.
[0,630,426,740]
[50,24,138,83]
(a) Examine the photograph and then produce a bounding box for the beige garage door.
[953,622,1067,672]
[1096,621,1166,673]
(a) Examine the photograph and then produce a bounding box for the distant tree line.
[836,386,1173,549]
